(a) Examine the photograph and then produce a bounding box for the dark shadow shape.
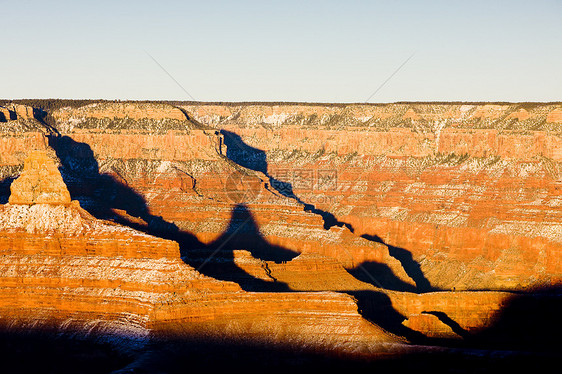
[0,289,559,373]
[49,135,209,253]
[348,261,419,292]
[48,135,176,228]
[421,311,470,339]
[221,130,267,173]
[186,204,295,292]
[0,330,132,374]
[3,329,552,374]
[32,107,60,135]
[221,130,353,231]
[47,134,293,293]
[210,204,297,263]
[352,286,562,356]
[470,287,562,353]
[0,177,15,204]
[49,135,142,217]
[346,290,430,344]
[361,233,433,292]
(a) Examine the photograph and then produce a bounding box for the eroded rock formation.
[0,148,402,357]
[0,101,560,369]
[8,150,71,205]
[179,102,562,291]
[0,104,34,122]
[33,101,560,291]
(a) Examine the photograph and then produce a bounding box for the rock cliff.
[28,101,559,291]
[0,104,34,122]
[179,102,562,291]
[0,101,560,369]
[0,149,402,358]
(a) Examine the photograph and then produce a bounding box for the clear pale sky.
[2,0,561,102]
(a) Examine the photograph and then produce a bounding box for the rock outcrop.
[0,104,34,122]
[8,150,71,205]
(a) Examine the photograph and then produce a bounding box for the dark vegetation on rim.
[2,99,561,109]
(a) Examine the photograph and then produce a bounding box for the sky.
[2,0,561,102]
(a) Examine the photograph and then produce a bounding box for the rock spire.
[8,150,71,205]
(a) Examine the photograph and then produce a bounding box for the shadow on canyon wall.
[0,287,559,374]
[0,134,560,371]
[221,129,433,292]
[350,285,562,352]
[4,134,561,340]
[470,286,562,352]
[221,130,354,231]
[0,177,15,204]
[46,133,422,295]
[191,204,295,292]
[0,331,131,374]
[0,136,427,343]
[347,262,420,293]
[46,135,293,292]
[358,234,433,292]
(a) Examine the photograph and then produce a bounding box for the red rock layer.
[3,102,559,290]
[0,229,399,351]
[38,104,393,271]
[224,249,516,340]
[0,148,400,354]
[0,102,557,351]
[178,102,562,291]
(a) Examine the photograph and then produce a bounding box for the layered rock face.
[0,104,34,122]
[180,102,562,291]
[40,103,398,277]
[0,149,400,355]
[0,101,560,366]
[35,101,560,291]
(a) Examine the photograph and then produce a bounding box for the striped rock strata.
[0,149,401,355]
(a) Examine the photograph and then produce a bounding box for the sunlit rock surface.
[0,101,559,371]
[0,144,402,358]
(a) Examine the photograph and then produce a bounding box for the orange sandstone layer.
[179,102,562,291]
[0,149,401,354]
[223,249,516,340]
[2,102,561,293]
[0,103,559,354]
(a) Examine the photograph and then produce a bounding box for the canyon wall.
[0,101,560,361]
[1,102,560,292]
[180,102,562,291]
[0,150,401,355]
